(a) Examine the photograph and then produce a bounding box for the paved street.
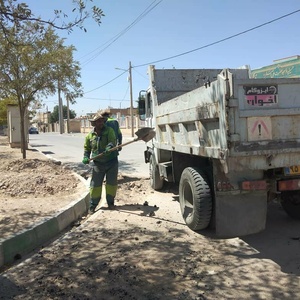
[28,131,150,178]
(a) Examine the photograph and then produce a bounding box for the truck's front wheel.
[179,167,212,231]
[149,154,164,190]
[281,191,300,220]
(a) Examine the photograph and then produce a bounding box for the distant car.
[29,127,39,134]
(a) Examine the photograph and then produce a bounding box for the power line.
[82,96,130,102]
[120,83,130,102]
[82,64,148,96]
[83,9,300,94]
[84,70,127,94]
[80,0,162,67]
[132,67,148,80]
[135,9,300,68]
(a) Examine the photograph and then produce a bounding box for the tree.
[50,105,76,123]
[0,0,104,38]
[0,22,83,158]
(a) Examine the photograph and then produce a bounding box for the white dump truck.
[138,65,300,237]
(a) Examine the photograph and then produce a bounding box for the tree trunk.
[19,106,27,159]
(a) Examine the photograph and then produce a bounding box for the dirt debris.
[0,136,87,239]
[0,159,79,197]
[0,135,152,240]
[1,135,300,300]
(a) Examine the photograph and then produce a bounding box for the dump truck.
[138,65,300,237]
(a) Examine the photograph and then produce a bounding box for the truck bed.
[151,68,300,171]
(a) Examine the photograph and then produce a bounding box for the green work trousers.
[89,158,118,209]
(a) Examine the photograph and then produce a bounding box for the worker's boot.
[107,195,115,210]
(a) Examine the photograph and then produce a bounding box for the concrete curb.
[0,172,90,270]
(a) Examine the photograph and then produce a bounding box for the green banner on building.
[251,56,300,79]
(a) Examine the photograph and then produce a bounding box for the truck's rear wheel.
[179,167,212,231]
[281,191,300,220]
[149,154,164,190]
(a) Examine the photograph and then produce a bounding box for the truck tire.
[281,191,300,220]
[149,154,164,190]
[179,167,212,231]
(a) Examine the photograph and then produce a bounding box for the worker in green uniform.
[82,111,119,213]
[101,109,123,150]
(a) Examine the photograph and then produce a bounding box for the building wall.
[34,107,144,134]
[251,55,300,78]
[34,111,51,133]
[65,119,81,133]
[79,115,144,134]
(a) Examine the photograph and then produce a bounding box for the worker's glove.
[104,143,114,153]
[118,146,122,152]
[82,157,89,164]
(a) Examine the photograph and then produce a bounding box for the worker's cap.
[100,109,110,117]
[89,111,107,124]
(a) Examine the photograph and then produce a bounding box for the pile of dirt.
[0,158,80,198]
[0,135,152,239]
[0,137,83,197]
[0,136,87,239]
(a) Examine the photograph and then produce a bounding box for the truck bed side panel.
[154,77,227,159]
[152,68,222,104]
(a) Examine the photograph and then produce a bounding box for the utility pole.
[58,81,64,134]
[66,96,70,134]
[129,61,134,137]
[115,62,134,137]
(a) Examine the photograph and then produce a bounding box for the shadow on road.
[240,201,300,275]
[156,183,300,276]
[0,275,26,298]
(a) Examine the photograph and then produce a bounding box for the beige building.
[79,108,143,134]
[34,111,51,133]
[34,107,144,134]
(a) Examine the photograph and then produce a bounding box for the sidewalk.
[0,140,90,270]
[0,127,147,270]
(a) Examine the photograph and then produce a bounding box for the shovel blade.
[135,127,156,142]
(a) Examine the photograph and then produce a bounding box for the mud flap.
[215,191,267,238]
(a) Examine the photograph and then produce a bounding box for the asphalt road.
[28,132,150,178]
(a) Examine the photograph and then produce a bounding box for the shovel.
[89,127,155,162]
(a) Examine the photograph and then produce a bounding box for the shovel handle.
[89,138,138,162]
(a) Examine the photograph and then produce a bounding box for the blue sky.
[25,0,300,116]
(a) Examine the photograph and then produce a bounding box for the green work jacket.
[106,117,122,145]
[83,125,118,164]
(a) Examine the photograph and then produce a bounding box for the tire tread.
[179,167,212,231]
